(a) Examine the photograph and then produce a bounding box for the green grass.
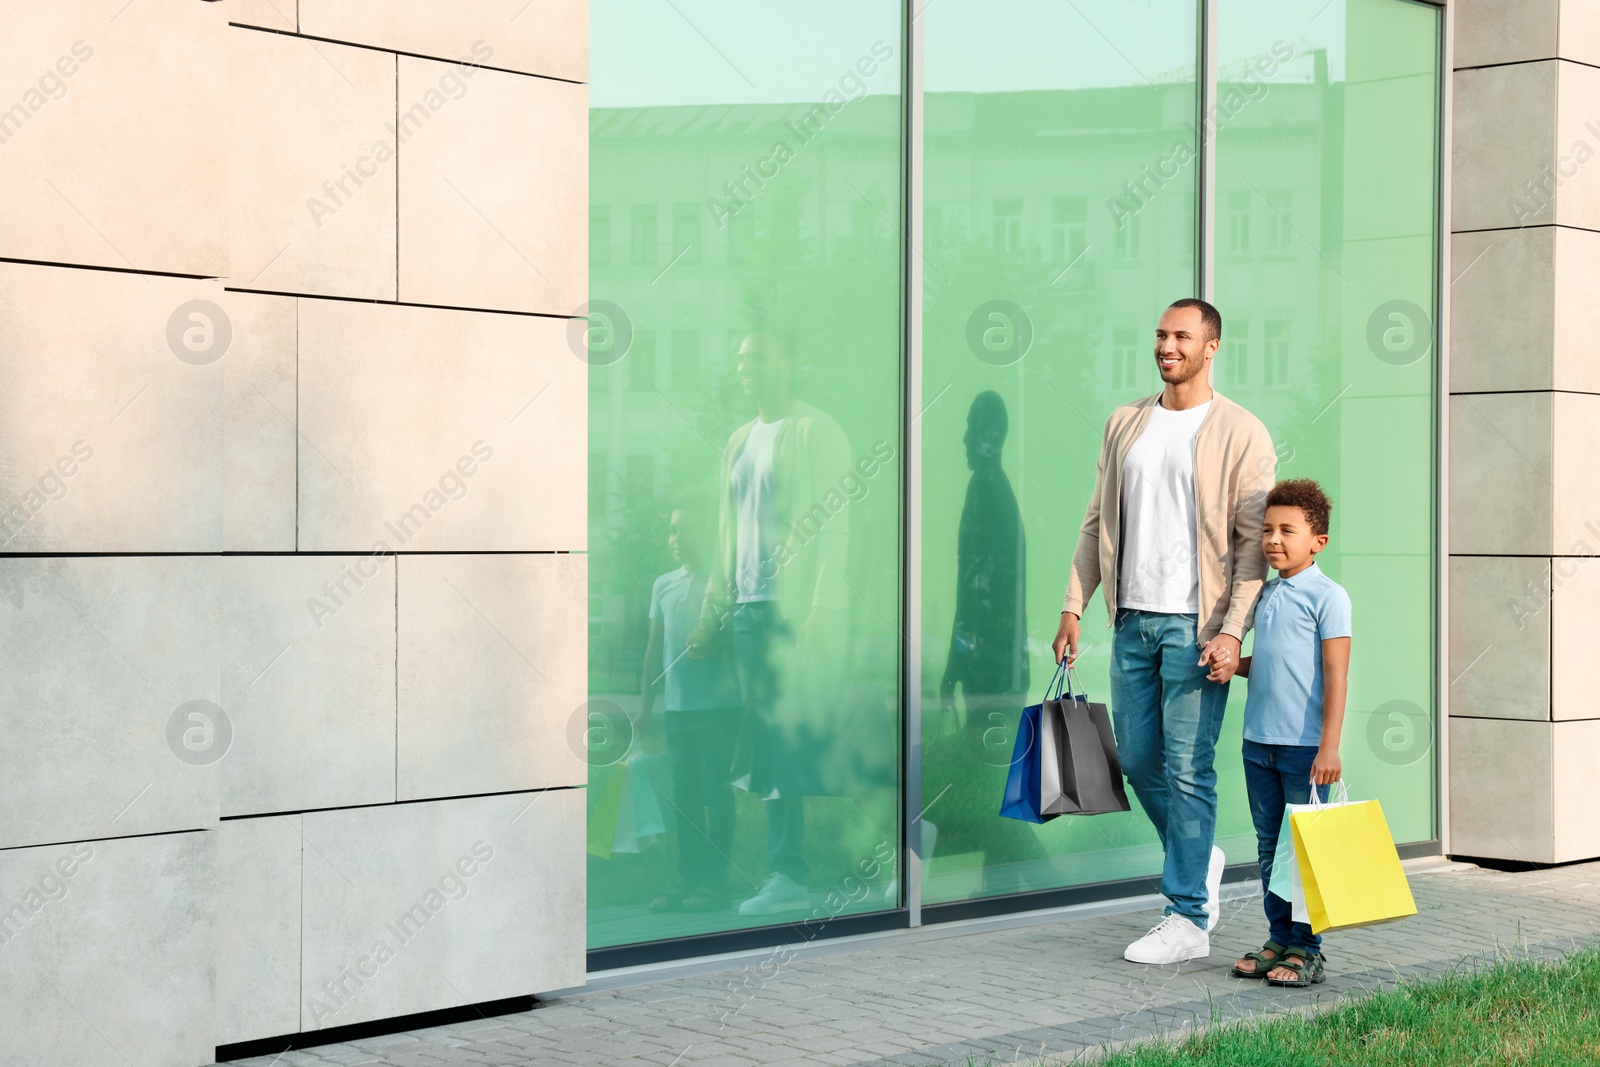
[955,947,1600,1067]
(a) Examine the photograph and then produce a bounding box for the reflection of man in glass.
[687,331,850,917]
[940,391,1047,894]
[639,492,742,912]
[942,391,1029,711]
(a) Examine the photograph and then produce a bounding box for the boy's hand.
[1311,747,1341,786]
[1199,634,1242,682]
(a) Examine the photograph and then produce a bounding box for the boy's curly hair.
[1266,478,1332,536]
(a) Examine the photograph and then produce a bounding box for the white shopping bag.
[1266,780,1352,924]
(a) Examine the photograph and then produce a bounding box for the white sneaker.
[737,873,808,916]
[1124,913,1210,964]
[1203,845,1226,932]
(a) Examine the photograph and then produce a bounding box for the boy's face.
[1262,504,1328,576]
[668,509,699,567]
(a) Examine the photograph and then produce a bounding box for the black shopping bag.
[1039,668,1130,816]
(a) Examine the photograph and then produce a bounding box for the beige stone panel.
[1553,227,1600,392]
[1453,0,1557,69]
[0,263,224,553]
[300,790,585,1029]
[0,3,226,275]
[229,26,396,299]
[398,555,585,802]
[1448,557,1549,721]
[1447,393,1552,556]
[1451,63,1556,233]
[1551,559,1600,721]
[227,0,297,32]
[1551,392,1600,551]
[222,556,396,817]
[1553,62,1600,231]
[1552,719,1600,861]
[0,832,214,1067]
[300,0,587,82]
[217,815,301,1045]
[397,58,586,314]
[1448,717,1554,863]
[1558,4,1600,69]
[224,292,297,551]
[0,557,220,850]
[1449,228,1553,394]
[297,300,585,551]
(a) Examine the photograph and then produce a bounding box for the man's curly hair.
[1266,478,1332,536]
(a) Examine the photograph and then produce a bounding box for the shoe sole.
[1124,947,1210,964]
[737,901,808,917]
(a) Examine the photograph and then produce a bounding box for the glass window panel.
[921,0,1200,905]
[1215,0,1439,845]
[589,0,905,950]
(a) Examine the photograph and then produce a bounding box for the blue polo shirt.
[1243,562,1352,747]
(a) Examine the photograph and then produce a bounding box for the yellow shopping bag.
[1289,781,1417,934]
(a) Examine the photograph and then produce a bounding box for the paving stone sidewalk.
[217,859,1600,1067]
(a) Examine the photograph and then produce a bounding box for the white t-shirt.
[1117,400,1211,613]
[732,417,785,602]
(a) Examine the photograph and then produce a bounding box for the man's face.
[736,335,787,400]
[1153,306,1218,387]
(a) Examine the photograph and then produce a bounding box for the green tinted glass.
[1214,0,1440,843]
[918,0,1439,907]
[587,1,905,949]
[919,1,1202,905]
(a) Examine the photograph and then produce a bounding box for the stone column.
[1450,0,1600,863]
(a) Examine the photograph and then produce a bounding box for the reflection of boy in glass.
[687,331,851,917]
[639,494,743,912]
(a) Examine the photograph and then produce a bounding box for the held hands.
[1052,612,1080,666]
[1311,747,1342,786]
[1199,633,1242,683]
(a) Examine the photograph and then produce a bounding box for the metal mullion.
[1198,0,1218,300]
[902,0,926,929]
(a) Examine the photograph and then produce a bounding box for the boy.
[640,493,743,912]
[1224,478,1351,987]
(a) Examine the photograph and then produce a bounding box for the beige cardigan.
[1061,390,1277,644]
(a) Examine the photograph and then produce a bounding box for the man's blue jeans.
[1110,609,1230,929]
[1242,739,1329,952]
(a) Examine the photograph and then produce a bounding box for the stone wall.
[0,2,588,1061]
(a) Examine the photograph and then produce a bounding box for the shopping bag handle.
[1065,665,1088,702]
[1042,659,1068,701]
[1306,777,1350,808]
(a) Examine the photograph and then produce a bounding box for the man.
[687,331,850,916]
[1052,299,1275,964]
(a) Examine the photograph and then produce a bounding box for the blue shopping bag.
[998,661,1065,824]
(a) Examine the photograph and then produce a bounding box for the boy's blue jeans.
[1109,609,1230,930]
[1243,738,1329,952]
